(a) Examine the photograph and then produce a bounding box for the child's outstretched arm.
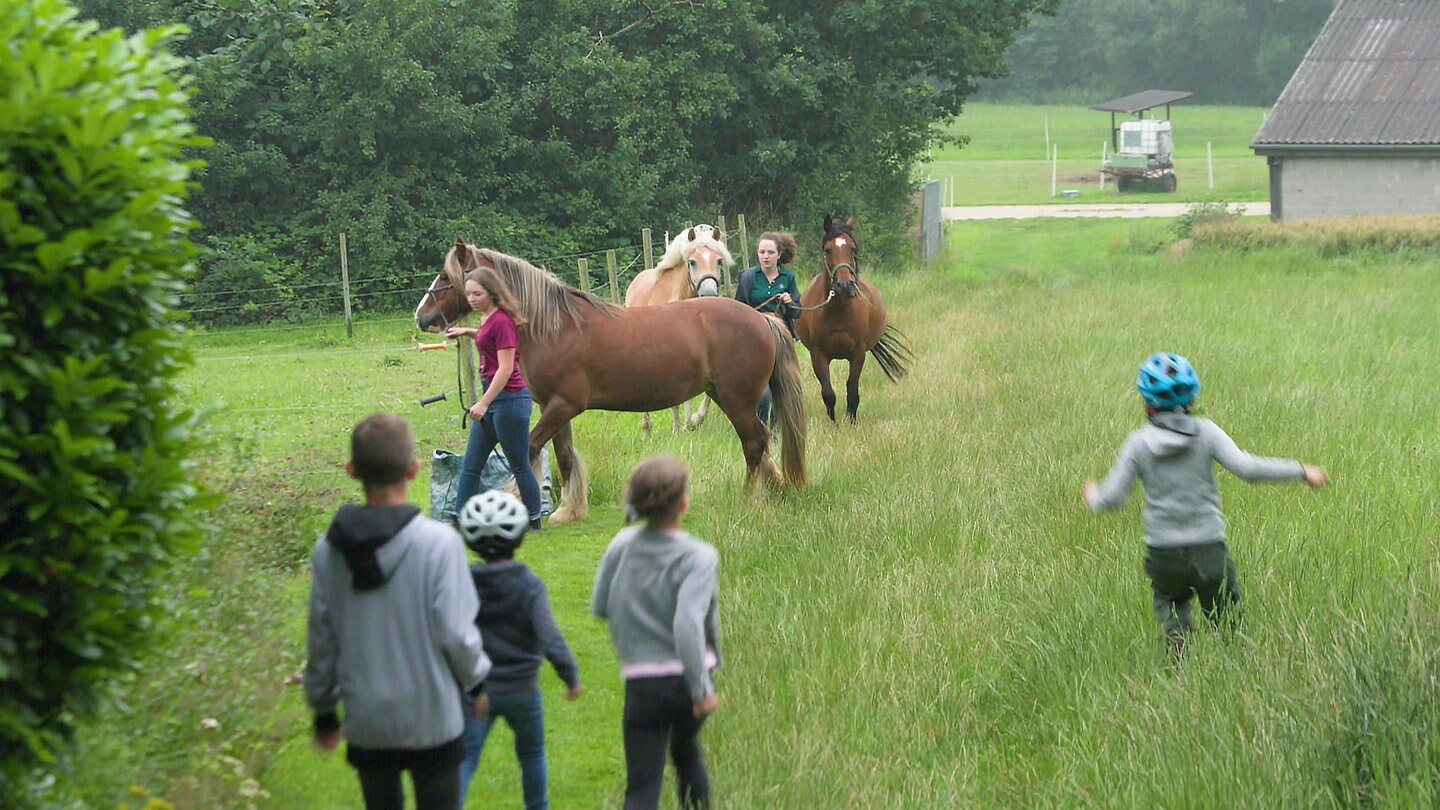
[1205,422,1328,485]
[1085,436,1140,512]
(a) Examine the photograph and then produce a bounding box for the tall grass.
[925,103,1272,205]
[55,219,1440,807]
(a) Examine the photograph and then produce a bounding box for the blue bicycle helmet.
[1136,352,1199,409]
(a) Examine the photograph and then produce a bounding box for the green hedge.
[1191,214,1440,255]
[0,0,206,787]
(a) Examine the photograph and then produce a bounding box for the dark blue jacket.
[470,560,579,695]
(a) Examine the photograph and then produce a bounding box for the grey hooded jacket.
[305,505,491,751]
[592,525,721,701]
[1086,411,1305,547]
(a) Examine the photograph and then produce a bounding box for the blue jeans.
[460,690,548,809]
[756,386,774,431]
[453,388,542,521]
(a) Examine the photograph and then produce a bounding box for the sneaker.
[528,517,543,532]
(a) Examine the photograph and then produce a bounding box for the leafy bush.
[1173,200,1244,239]
[0,0,206,789]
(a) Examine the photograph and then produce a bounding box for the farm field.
[61,217,1440,808]
[925,103,1272,205]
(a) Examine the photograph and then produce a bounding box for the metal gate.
[919,179,942,260]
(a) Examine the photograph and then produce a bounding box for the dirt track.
[943,201,1270,220]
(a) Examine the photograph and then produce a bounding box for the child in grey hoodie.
[305,413,490,810]
[1083,353,1329,651]
[592,455,720,810]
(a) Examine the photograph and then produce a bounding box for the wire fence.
[182,216,760,333]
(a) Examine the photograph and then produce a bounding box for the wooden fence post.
[577,258,590,293]
[716,214,732,295]
[736,214,750,297]
[606,249,619,303]
[642,227,654,272]
[339,232,353,338]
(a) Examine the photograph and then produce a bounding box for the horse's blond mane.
[652,225,734,274]
[474,247,621,342]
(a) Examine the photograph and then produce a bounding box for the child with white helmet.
[1083,352,1330,653]
[455,490,581,808]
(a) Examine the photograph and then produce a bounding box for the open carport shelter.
[1251,0,1440,221]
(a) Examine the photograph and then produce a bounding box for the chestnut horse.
[416,238,806,521]
[795,215,912,422]
[624,225,734,435]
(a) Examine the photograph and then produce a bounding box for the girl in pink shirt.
[445,266,543,529]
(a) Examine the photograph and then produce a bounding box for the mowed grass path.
[925,103,1272,204]
[139,219,1439,807]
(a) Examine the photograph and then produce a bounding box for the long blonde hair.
[464,265,527,326]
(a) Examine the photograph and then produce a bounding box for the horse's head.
[821,214,860,298]
[414,235,481,332]
[680,226,732,298]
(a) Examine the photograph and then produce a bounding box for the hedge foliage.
[0,0,206,784]
[73,0,1057,325]
[1190,214,1440,256]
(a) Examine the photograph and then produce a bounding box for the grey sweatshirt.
[471,560,579,695]
[1087,411,1305,547]
[591,525,722,701]
[305,506,491,751]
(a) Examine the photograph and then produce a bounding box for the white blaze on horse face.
[834,237,847,247]
[415,274,442,329]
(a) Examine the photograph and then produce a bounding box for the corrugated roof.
[1090,90,1194,114]
[1253,0,1440,146]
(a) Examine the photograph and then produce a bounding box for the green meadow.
[58,217,1440,808]
[925,103,1272,204]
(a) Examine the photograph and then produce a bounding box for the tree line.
[979,0,1338,105]
[74,0,1058,324]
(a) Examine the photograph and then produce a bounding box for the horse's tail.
[869,323,914,383]
[765,316,808,486]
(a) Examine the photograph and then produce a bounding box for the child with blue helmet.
[1083,353,1330,652]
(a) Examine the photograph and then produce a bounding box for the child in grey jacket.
[592,455,721,810]
[1083,353,1329,651]
[305,413,490,810]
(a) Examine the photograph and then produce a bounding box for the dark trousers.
[622,676,710,810]
[356,764,460,810]
[1143,541,1242,641]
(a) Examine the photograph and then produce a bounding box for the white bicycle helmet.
[457,490,528,556]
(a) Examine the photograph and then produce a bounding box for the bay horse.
[624,225,734,435]
[794,215,912,422]
[416,238,806,522]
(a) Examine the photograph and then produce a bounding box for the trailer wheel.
[1162,172,1177,193]
[1116,175,1133,192]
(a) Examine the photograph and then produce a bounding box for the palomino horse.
[624,225,734,435]
[416,238,806,521]
[795,215,913,422]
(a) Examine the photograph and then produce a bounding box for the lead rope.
[751,289,835,313]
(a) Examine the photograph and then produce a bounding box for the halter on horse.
[795,215,913,422]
